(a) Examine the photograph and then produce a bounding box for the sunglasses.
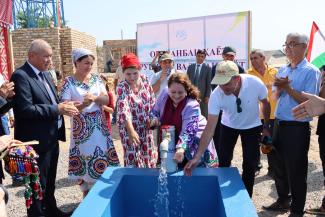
[236,97,242,113]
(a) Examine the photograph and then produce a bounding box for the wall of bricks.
[11,27,97,77]
[102,39,136,72]
[11,28,61,71]
[96,46,104,73]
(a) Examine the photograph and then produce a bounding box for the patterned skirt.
[68,110,120,183]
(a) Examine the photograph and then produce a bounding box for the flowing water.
[154,159,170,217]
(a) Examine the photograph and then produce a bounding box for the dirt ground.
[3,117,324,217]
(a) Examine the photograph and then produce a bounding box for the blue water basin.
[72,167,258,217]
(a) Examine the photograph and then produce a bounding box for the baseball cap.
[222,46,236,55]
[211,61,239,85]
[159,53,174,62]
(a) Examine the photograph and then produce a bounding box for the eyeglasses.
[236,97,242,113]
[282,43,304,50]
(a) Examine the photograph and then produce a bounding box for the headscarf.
[120,53,141,71]
[71,48,94,63]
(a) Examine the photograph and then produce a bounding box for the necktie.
[39,72,62,128]
[39,72,57,105]
[194,64,200,86]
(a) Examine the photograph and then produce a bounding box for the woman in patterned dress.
[151,72,218,169]
[60,48,120,197]
[116,53,158,168]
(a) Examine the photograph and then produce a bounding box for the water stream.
[154,159,170,217]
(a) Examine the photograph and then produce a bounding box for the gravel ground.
[2,118,323,217]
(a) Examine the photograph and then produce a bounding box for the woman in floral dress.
[116,53,158,168]
[60,48,120,197]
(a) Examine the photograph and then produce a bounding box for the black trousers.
[319,134,325,207]
[218,124,261,197]
[27,143,59,217]
[257,119,275,171]
[269,120,310,214]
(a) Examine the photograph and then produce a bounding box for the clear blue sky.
[63,0,325,50]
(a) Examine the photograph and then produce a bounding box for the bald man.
[11,39,79,217]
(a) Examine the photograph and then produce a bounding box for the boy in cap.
[151,53,180,98]
[184,60,271,198]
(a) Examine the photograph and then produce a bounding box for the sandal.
[305,206,325,215]
[0,184,8,204]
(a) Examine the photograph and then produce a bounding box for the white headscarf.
[71,48,94,63]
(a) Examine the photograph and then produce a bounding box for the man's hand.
[0,81,15,99]
[155,51,160,58]
[184,157,200,176]
[204,97,209,104]
[58,101,79,116]
[159,70,168,82]
[274,76,291,92]
[292,92,325,119]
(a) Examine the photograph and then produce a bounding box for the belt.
[275,119,309,126]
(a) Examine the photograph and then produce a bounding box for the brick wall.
[60,28,97,75]
[96,46,104,73]
[11,28,61,71]
[102,39,136,72]
[11,27,97,77]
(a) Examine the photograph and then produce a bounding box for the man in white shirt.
[184,60,271,198]
[150,53,177,98]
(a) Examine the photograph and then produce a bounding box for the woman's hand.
[128,130,140,146]
[173,148,185,163]
[146,119,160,130]
[83,93,95,107]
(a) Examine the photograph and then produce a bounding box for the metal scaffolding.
[12,0,65,29]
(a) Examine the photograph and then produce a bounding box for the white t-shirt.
[150,69,179,98]
[208,74,268,129]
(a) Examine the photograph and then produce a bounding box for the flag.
[56,0,61,27]
[307,22,325,68]
[0,0,13,26]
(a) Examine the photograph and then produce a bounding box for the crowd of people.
[0,30,324,217]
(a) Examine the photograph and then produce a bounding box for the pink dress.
[116,74,158,168]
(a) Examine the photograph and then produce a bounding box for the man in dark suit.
[11,39,79,217]
[187,49,211,118]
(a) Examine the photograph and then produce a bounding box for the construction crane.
[12,0,65,29]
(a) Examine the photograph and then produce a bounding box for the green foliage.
[16,10,53,28]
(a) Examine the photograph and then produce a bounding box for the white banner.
[137,11,251,75]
